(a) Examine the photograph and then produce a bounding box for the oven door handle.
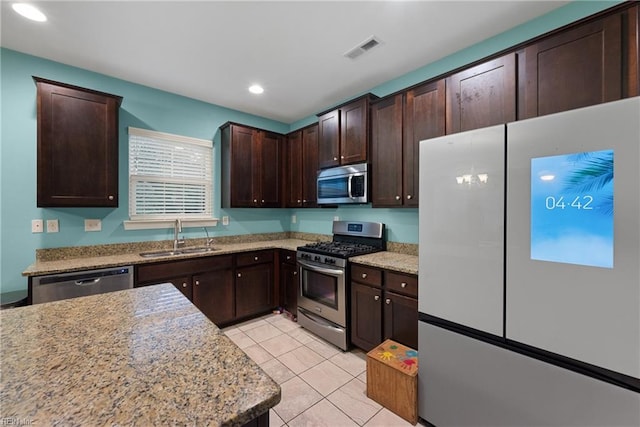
[298,259,344,277]
[347,175,353,199]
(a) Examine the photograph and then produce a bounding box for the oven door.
[297,258,346,327]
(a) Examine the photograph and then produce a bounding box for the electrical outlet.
[85,219,102,232]
[222,216,229,226]
[46,219,59,233]
[32,219,44,233]
[291,215,297,224]
[334,216,340,221]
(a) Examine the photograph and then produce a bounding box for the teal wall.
[0,0,621,292]
[288,0,622,240]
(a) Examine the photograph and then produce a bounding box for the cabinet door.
[383,291,418,350]
[259,131,282,207]
[351,282,383,351]
[236,263,274,319]
[446,53,516,134]
[35,79,120,207]
[301,124,319,207]
[404,80,446,207]
[340,98,369,165]
[280,261,298,317]
[168,276,192,300]
[286,131,303,207]
[230,125,256,207]
[371,94,404,207]
[318,110,340,169]
[521,13,624,119]
[193,269,235,325]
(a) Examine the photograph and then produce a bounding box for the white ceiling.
[1,1,569,124]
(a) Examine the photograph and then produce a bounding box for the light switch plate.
[46,219,59,233]
[334,216,340,221]
[85,219,102,232]
[291,215,297,224]
[222,216,229,226]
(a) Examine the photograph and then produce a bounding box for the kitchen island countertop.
[0,283,280,426]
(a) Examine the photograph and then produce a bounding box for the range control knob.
[314,256,321,262]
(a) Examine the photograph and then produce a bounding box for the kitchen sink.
[139,247,218,258]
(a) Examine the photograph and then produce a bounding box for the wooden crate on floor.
[366,339,418,425]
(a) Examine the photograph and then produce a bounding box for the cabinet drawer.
[136,255,232,284]
[385,271,418,298]
[236,250,274,267]
[351,264,382,287]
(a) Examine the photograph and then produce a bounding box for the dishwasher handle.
[75,278,101,286]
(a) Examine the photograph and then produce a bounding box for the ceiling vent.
[344,36,382,60]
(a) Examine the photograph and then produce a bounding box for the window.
[128,127,213,221]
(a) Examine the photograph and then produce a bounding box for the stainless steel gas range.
[296,221,385,350]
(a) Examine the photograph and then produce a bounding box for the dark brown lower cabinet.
[194,269,234,325]
[280,250,298,317]
[350,265,418,351]
[383,291,419,350]
[351,282,383,351]
[236,262,274,319]
[135,251,276,327]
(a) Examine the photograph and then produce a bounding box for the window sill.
[123,218,219,231]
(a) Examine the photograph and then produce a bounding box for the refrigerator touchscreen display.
[530,149,614,269]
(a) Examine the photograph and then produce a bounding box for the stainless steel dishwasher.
[31,265,134,304]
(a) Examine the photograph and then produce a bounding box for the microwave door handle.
[348,175,353,199]
[298,259,345,277]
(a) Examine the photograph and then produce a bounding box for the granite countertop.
[23,236,419,277]
[0,283,280,426]
[350,251,419,275]
[22,238,313,277]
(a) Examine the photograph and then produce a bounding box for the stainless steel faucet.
[173,219,184,251]
[203,227,214,248]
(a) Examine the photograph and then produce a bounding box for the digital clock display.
[530,149,614,268]
[347,223,363,233]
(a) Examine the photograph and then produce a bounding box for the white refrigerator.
[418,97,640,426]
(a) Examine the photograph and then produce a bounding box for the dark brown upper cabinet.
[34,77,122,207]
[221,122,283,208]
[520,7,638,120]
[446,53,516,134]
[317,94,377,169]
[371,80,445,207]
[285,124,319,208]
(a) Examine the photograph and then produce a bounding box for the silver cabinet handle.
[333,157,338,161]
[406,195,413,200]
[195,280,200,286]
[237,273,242,278]
[395,195,401,200]
[254,256,259,261]
[286,255,291,260]
[253,199,258,203]
[293,271,298,276]
[108,195,114,200]
[385,298,391,305]
[303,199,307,203]
[182,282,187,288]
[261,199,265,203]
[297,199,301,203]
[374,295,380,301]
[401,282,407,288]
[340,155,344,159]
[362,273,367,279]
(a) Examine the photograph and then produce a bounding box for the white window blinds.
[128,127,213,220]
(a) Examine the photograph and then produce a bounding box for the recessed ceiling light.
[12,3,47,22]
[248,84,264,95]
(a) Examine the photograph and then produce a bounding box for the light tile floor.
[223,313,425,427]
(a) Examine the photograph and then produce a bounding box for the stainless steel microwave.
[317,163,368,205]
